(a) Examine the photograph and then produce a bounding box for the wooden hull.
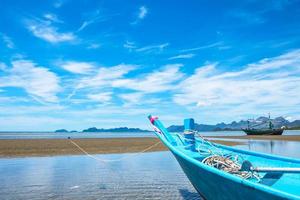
[242,128,284,135]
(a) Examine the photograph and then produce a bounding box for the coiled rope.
[202,155,260,180]
[172,131,261,181]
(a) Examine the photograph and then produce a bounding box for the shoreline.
[0,137,242,158]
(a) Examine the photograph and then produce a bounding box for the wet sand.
[0,137,242,157]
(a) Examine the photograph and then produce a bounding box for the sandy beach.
[0,137,242,157]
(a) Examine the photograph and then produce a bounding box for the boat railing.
[169,131,263,180]
[169,132,227,157]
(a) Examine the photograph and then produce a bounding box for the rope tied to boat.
[68,138,162,163]
[177,131,261,180]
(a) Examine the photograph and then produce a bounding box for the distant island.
[55,129,68,133]
[55,129,78,133]
[167,116,300,132]
[82,127,151,133]
[55,127,151,133]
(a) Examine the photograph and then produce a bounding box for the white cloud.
[54,0,64,8]
[131,6,148,24]
[67,104,158,118]
[66,63,137,99]
[0,114,78,131]
[78,21,90,32]
[136,43,169,53]
[112,64,184,93]
[180,42,225,52]
[173,50,300,116]
[1,33,14,49]
[71,63,182,94]
[119,92,162,106]
[87,92,112,102]
[43,13,63,23]
[123,41,136,50]
[77,10,108,32]
[0,60,61,103]
[123,41,169,53]
[77,64,137,89]
[60,61,95,74]
[229,2,292,26]
[138,6,148,19]
[87,43,101,49]
[119,92,143,104]
[168,53,195,60]
[68,63,183,104]
[0,63,7,71]
[284,116,293,122]
[26,19,76,43]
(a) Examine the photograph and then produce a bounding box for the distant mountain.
[287,120,300,128]
[55,129,68,133]
[168,124,217,132]
[167,116,300,132]
[54,127,150,133]
[82,127,151,133]
[55,129,78,133]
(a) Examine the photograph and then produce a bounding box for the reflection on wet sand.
[237,140,300,159]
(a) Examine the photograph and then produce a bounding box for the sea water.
[0,151,201,200]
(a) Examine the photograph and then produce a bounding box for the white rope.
[202,155,261,181]
[169,131,260,180]
[69,139,162,163]
[170,132,224,156]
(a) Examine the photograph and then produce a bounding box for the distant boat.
[148,115,300,200]
[242,114,284,135]
[242,128,283,135]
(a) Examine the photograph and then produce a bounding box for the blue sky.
[0,0,300,131]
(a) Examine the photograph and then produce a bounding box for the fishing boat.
[242,128,283,135]
[148,115,300,200]
[242,114,284,135]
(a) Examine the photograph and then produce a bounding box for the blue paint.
[149,115,300,200]
[183,133,195,150]
[184,118,195,131]
[183,118,196,151]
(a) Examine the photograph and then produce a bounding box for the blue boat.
[148,115,300,200]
